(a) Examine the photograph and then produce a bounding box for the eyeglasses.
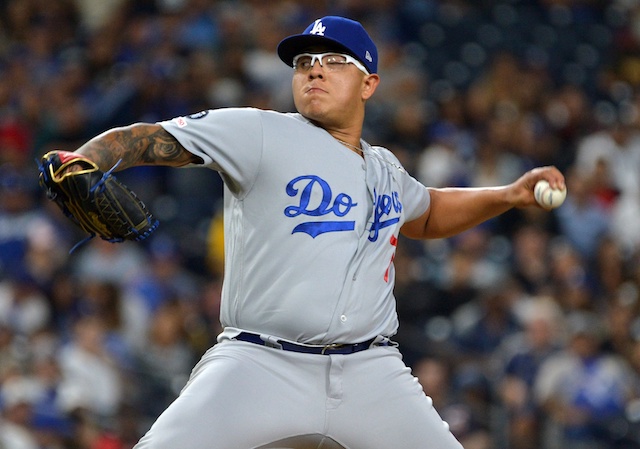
[293,52,370,75]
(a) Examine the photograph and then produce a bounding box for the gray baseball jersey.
[160,108,429,344]
[137,108,463,449]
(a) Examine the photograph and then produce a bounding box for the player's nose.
[308,60,325,78]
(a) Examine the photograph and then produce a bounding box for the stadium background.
[1,0,640,448]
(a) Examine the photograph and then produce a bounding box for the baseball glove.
[38,150,159,250]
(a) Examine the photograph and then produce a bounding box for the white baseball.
[534,179,566,209]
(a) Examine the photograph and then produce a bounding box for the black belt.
[235,332,391,355]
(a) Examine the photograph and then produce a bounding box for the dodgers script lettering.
[369,189,402,242]
[284,175,404,242]
[285,175,357,238]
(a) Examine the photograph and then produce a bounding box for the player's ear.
[361,74,380,101]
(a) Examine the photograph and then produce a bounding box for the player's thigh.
[333,348,463,449]
[134,341,328,449]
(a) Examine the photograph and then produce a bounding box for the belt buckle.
[321,343,346,355]
[259,334,283,350]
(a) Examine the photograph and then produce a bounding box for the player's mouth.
[305,85,327,94]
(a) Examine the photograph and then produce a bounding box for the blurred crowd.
[1,0,640,448]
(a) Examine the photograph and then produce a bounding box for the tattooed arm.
[75,123,202,171]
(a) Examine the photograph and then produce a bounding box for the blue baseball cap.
[277,16,378,74]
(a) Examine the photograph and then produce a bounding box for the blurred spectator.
[71,239,147,287]
[601,282,640,361]
[426,227,510,314]
[77,280,134,370]
[413,357,494,449]
[0,266,50,337]
[133,300,194,424]
[56,315,124,421]
[172,0,221,52]
[452,366,497,449]
[28,333,74,448]
[242,13,295,111]
[534,310,640,449]
[555,166,611,263]
[187,276,224,354]
[0,164,43,278]
[0,118,32,168]
[609,189,640,257]
[509,224,553,295]
[416,116,472,189]
[71,408,125,449]
[452,280,522,362]
[370,39,428,148]
[466,51,535,128]
[393,240,442,365]
[547,238,594,312]
[593,235,628,303]
[0,376,42,449]
[468,125,529,189]
[46,272,83,342]
[543,84,592,171]
[497,296,564,449]
[123,235,200,349]
[574,101,640,205]
[0,324,17,381]
[72,0,128,34]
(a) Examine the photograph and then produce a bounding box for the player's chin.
[296,91,328,108]
[298,104,329,123]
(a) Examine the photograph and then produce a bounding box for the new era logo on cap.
[277,16,378,74]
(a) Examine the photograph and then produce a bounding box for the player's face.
[291,47,379,129]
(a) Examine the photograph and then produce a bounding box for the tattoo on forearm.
[76,124,197,170]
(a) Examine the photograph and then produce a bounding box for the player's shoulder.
[225,108,310,126]
[261,110,310,124]
[159,107,301,130]
[368,144,394,159]
[367,144,407,174]
[256,111,327,136]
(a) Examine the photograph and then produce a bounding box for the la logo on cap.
[310,19,326,36]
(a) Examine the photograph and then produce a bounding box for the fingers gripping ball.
[38,150,159,249]
[534,179,567,209]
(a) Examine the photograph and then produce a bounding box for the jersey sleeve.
[374,146,431,222]
[158,108,264,196]
[403,172,431,222]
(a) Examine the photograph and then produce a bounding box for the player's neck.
[335,138,364,156]
[327,131,363,156]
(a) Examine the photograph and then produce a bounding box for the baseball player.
[56,15,565,449]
